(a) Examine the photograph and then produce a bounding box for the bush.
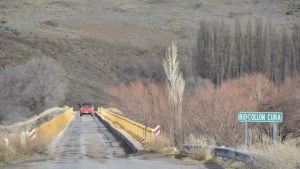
[107,75,261,147]
[147,135,174,153]
[184,77,258,146]
[0,133,48,163]
[264,75,300,139]
[105,80,171,130]
[188,148,214,161]
[123,58,165,83]
[244,139,300,169]
[0,57,68,125]
[107,73,300,148]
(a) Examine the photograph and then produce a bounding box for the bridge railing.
[181,144,256,162]
[36,107,74,140]
[98,107,153,145]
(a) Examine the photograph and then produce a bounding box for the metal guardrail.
[181,144,256,162]
[98,107,154,146]
[36,108,74,140]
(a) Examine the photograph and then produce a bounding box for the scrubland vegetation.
[243,138,300,169]
[107,19,300,168]
[0,134,48,163]
[108,69,300,169]
[0,57,68,125]
[107,74,299,144]
[0,57,68,163]
[0,107,68,163]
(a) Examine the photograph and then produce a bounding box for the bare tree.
[254,19,264,72]
[193,20,232,85]
[193,19,299,84]
[263,21,271,77]
[163,42,185,146]
[0,57,68,124]
[292,24,300,74]
[234,18,243,77]
[194,20,212,80]
[280,29,289,81]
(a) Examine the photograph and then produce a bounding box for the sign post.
[244,120,248,146]
[238,112,283,145]
[272,122,277,143]
[21,131,26,145]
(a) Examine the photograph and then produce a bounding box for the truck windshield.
[82,103,92,107]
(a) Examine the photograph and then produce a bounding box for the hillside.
[0,0,299,107]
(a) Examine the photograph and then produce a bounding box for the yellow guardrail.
[98,107,153,146]
[36,107,74,140]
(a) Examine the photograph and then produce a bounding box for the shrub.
[123,58,165,83]
[188,148,214,161]
[0,133,48,163]
[244,139,300,169]
[184,75,263,146]
[264,75,300,139]
[105,80,171,130]
[107,73,300,148]
[0,57,68,125]
[147,135,174,153]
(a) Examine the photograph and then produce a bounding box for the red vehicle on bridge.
[79,103,94,116]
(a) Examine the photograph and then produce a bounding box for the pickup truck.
[79,103,94,116]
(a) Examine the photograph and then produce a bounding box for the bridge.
[2,107,217,169]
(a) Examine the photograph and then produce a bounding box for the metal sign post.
[238,112,283,145]
[272,122,277,143]
[244,121,248,146]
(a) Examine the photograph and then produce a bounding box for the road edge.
[94,113,146,154]
[47,112,75,155]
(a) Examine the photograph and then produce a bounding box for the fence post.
[4,138,9,146]
[117,116,120,126]
[144,126,147,141]
[21,131,26,145]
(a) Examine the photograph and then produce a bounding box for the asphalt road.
[3,114,220,169]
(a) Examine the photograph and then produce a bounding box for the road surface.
[3,113,220,169]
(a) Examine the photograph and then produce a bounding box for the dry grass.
[243,139,300,169]
[185,134,216,146]
[147,135,175,154]
[0,133,48,163]
[233,137,300,169]
[184,135,215,161]
[147,134,216,162]
[188,147,214,161]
